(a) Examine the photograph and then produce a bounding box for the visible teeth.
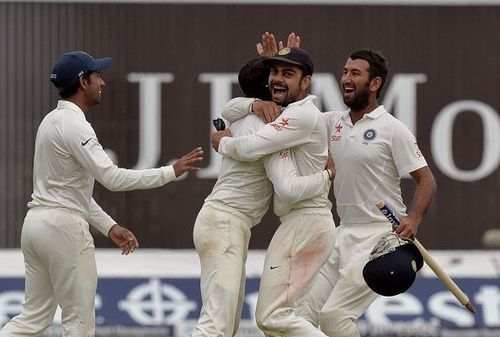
[273,85,286,90]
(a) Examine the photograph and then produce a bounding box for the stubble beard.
[344,83,370,112]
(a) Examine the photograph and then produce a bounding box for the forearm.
[97,165,176,192]
[219,119,312,161]
[274,170,330,203]
[221,97,254,123]
[264,152,330,203]
[408,169,437,222]
[89,198,116,237]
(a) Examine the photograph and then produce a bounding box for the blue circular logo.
[363,129,377,141]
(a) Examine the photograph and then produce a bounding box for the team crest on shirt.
[362,129,377,143]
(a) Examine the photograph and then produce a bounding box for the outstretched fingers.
[182,147,204,160]
[258,32,278,57]
[287,32,300,48]
[173,147,204,177]
[257,32,301,56]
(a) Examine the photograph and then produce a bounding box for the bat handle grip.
[212,118,226,131]
[375,200,401,228]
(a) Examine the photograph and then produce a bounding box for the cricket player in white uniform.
[0,51,203,337]
[212,48,336,337]
[297,49,437,337]
[192,56,331,337]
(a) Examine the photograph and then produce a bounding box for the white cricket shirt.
[324,105,428,225]
[219,96,331,216]
[28,100,176,236]
[205,113,273,227]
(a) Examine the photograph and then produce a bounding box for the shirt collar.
[286,94,317,108]
[56,100,86,119]
[366,105,386,118]
[342,105,386,124]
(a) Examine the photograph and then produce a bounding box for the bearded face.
[268,61,308,107]
[341,58,374,112]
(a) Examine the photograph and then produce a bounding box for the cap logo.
[49,73,57,80]
[278,47,291,56]
[78,70,85,77]
[411,260,417,272]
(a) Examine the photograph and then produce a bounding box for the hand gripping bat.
[213,118,226,131]
[375,200,476,314]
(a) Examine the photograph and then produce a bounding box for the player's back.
[29,103,95,216]
[205,114,273,227]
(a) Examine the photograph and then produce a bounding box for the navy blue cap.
[49,51,112,93]
[264,47,314,76]
[363,235,424,297]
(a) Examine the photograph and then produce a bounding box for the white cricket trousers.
[297,223,392,337]
[191,202,253,337]
[255,209,336,337]
[0,207,97,337]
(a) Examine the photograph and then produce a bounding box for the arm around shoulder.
[221,97,255,123]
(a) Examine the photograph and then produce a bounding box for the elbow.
[233,150,258,162]
[239,154,258,162]
[423,170,437,204]
[274,185,298,204]
[427,169,437,196]
[101,179,122,192]
[431,178,437,199]
[99,167,127,192]
[105,184,122,192]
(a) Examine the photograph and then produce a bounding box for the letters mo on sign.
[112,72,500,182]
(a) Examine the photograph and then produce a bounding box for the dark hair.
[59,71,93,98]
[238,56,271,101]
[349,49,388,98]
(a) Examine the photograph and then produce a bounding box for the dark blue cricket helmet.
[363,232,424,297]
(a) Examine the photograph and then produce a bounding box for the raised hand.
[279,32,301,50]
[257,32,278,57]
[173,147,204,177]
[257,32,301,56]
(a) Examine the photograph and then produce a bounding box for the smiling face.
[83,71,106,106]
[341,58,374,111]
[268,61,311,106]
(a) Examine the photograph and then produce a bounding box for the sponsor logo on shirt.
[270,118,290,132]
[414,139,423,158]
[81,137,92,146]
[331,123,343,141]
[335,123,343,133]
[279,151,289,158]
